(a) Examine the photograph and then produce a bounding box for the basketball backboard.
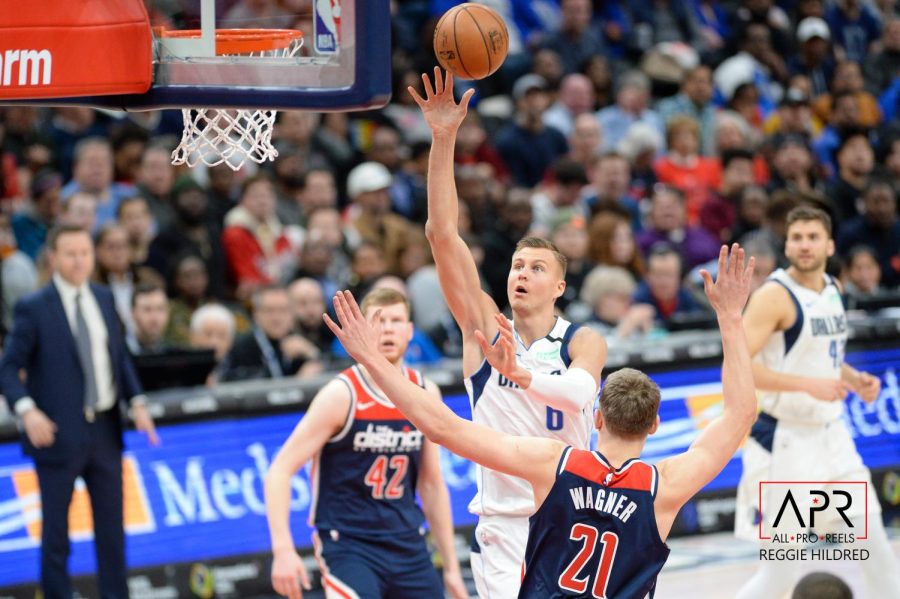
[0,0,390,112]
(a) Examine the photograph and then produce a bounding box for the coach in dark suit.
[0,225,159,599]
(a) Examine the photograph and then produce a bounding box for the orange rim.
[157,28,302,55]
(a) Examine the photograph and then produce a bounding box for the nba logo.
[314,0,341,55]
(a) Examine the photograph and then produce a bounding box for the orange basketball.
[433,3,509,80]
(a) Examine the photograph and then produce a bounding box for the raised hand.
[699,244,755,318]
[475,314,526,386]
[408,67,476,137]
[323,291,382,364]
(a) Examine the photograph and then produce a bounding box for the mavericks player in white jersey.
[735,206,900,597]
[410,68,607,598]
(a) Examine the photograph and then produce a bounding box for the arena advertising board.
[0,348,897,589]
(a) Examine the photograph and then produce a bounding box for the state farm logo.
[0,49,52,86]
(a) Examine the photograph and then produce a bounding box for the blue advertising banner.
[0,348,897,588]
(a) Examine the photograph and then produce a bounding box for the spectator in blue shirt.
[597,70,665,152]
[596,1,631,60]
[496,74,569,188]
[812,90,863,180]
[12,170,61,261]
[540,0,607,74]
[826,0,882,64]
[632,242,705,328]
[788,17,837,98]
[60,137,136,231]
[656,65,718,156]
[689,0,731,63]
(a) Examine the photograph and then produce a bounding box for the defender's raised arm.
[655,245,757,536]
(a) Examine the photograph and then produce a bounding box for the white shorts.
[735,414,879,541]
[470,515,530,599]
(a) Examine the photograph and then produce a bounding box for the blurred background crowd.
[0,0,899,391]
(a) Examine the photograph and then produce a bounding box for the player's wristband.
[526,368,598,413]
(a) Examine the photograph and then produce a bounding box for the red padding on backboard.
[0,0,152,100]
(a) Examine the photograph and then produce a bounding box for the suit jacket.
[218,329,304,383]
[0,282,143,464]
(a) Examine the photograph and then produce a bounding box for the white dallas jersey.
[464,316,594,516]
[757,269,848,423]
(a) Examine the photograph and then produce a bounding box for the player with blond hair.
[410,66,607,599]
[265,288,467,599]
[325,244,757,599]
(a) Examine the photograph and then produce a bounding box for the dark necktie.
[74,292,99,421]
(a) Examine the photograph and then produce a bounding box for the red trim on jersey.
[324,577,356,599]
[312,532,358,599]
[405,366,423,387]
[564,449,654,491]
[340,366,424,421]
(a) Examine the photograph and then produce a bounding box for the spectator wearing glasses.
[219,285,321,383]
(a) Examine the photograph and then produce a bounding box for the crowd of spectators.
[1,0,900,390]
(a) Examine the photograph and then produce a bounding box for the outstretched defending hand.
[699,244,755,318]
[475,314,525,386]
[408,67,476,137]
[323,291,383,365]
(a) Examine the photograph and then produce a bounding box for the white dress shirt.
[52,274,117,412]
[14,276,147,418]
[107,272,135,337]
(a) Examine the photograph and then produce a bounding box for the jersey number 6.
[558,523,619,598]
[547,406,564,431]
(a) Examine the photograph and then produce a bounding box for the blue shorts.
[313,529,443,599]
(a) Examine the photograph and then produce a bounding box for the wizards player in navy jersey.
[265,289,467,599]
[326,244,758,599]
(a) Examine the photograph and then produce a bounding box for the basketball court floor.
[656,530,900,598]
[272,528,900,598]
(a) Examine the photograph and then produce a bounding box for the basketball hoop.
[158,28,304,170]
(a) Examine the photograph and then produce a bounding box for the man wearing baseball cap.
[344,161,416,276]
[496,74,569,187]
[790,17,835,97]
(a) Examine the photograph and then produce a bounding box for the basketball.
[433,3,509,80]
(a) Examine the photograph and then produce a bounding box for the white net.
[172,108,279,170]
[169,32,303,171]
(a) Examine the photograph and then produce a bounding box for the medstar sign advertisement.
[0,349,898,588]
